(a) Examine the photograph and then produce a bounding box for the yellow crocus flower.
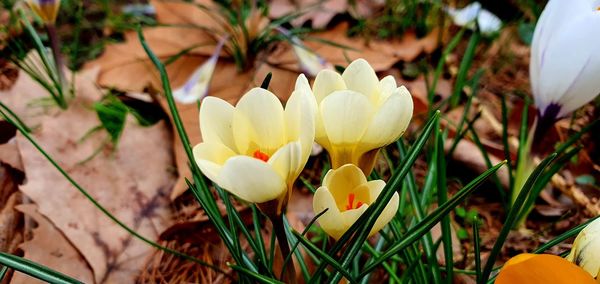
[313,164,399,240]
[568,217,600,280]
[308,58,413,175]
[193,75,315,216]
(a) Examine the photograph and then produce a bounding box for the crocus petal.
[218,156,287,203]
[193,142,236,182]
[232,88,286,155]
[446,2,482,27]
[313,187,347,240]
[567,218,600,278]
[378,75,397,102]
[535,14,600,116]
[313,69,346,103]
[320,90,372,146]
[286,74,317,158]
[361,86,413,149]
[293,43,329,77]
[322,164,368,209]
[496,254,596,284]
[477,9,503,35]
[199,97,237,151]
[370,191,399,238]
[173,57,217,104]
[342,58,380,100]
[531,0,600,118]
[268,141,303,184]
[445,2,501,35]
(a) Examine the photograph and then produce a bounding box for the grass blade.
[358,160,506,279]
[293,232,356,282]
[0,252,82,284]
[436,128,453,284]
[230,265,285,284]
[473,216,482,283]
[480,153,557,282]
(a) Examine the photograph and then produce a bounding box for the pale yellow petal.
[286,74,316,159]
[370,191,399,237]
[268,141,303,184]
[313,69,346,103]
[232,88,286,155]
[340,205,368,237]
[342,58,379,99]
[313,186,347,240]
[199,97,237,151]
[361,87,413,149]
[378,75,397,102]
[320,90,372,146]
[193,142,236,182]
[366,180,387,203]
[218,156,286,203]
[322,164,368,210]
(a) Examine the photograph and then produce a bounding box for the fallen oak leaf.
[268,23,440,73]
[11,204,94,284]
[4,68,177,283]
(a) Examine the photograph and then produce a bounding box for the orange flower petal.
[497,254,596,284]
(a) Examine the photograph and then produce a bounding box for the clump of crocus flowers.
[193,58,412,281]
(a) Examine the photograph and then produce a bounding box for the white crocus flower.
[173,38,226,104]
[313,164,399,240]
[567,217,600,279]
[27,0,61,24]
[193,75,315,216]
[445,2,502,35]
[308,58,413,175]
[530,0,600,120]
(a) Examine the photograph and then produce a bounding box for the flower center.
[252,150,270,162]
[345,193,364,210]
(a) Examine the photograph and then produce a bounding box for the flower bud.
[567,218,600,279]
[27,0,60,24]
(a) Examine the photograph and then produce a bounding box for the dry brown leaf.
[11,204,94,284]
[0,139,23,171]
[445,139,509,189]
[269,0,383,28]
[2,68,176,283]
[0,192,22,254]
[269,0,348,28]
[269,23,439,72]
[86,0,219,92]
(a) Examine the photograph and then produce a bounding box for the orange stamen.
[346,194,364,210]
[253,150,270,162]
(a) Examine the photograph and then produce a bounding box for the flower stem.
[270,215,297,284]
[45,23,68,107]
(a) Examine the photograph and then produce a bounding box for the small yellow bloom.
[308,58,413,175]
[496,254,596,284]
[27,0,61,24]
[568,218,600,279]
[313,164,399,240]
[193,75,315,216]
